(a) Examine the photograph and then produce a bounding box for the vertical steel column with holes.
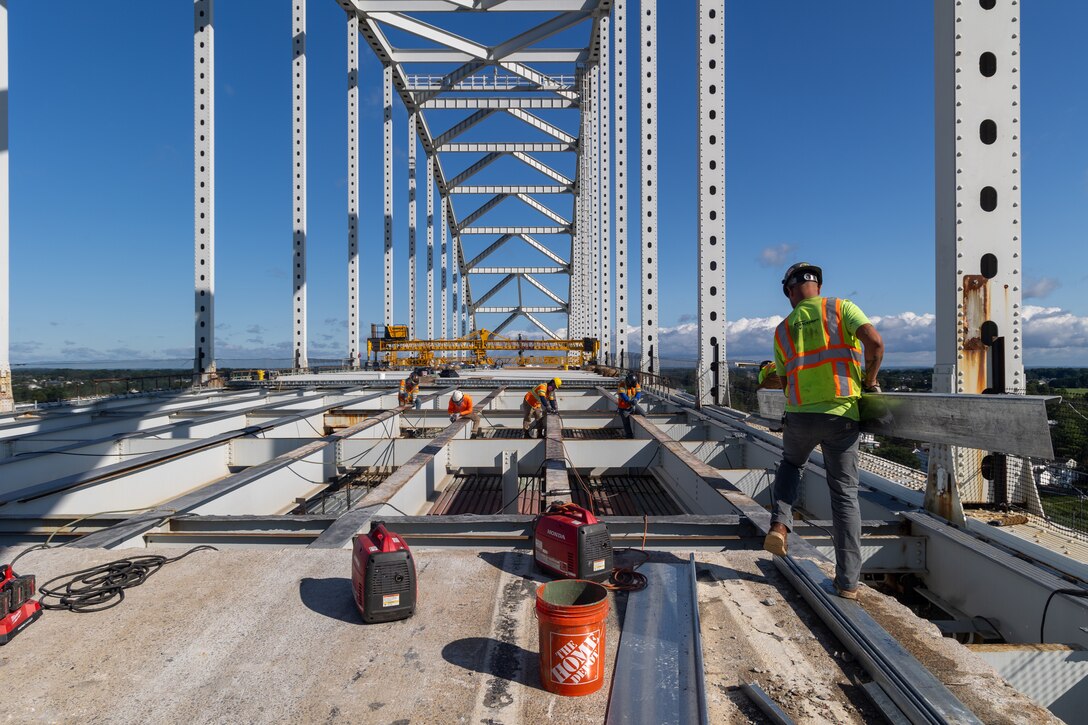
[408,114,417,338]
[347,14,360,366]
[599,14,612,364]
[383,63,393,325]
[441,197,448,338]
[427,154,435,340]
[698,0,726,405]
[933,0,1035,515]
[291,0,308,370]
[640,0,659,373]
[614,0,628,368]
[194,0,216,382]
[590,62,600,344]
[0,1,10,412]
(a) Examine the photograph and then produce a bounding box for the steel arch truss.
[339,0,609,341]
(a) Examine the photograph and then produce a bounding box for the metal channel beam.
[408,113,417,337]
[311,388,504,548]
[194,0,216,381]
[639,0,658,373]
[383,63,394,323]
[292,0,309,369]
[613,0,628,367]
[427,153,435,338]
[599,13,612,363]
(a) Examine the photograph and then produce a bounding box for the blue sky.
[7,1,1088,367]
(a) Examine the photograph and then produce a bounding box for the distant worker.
[616,373,643,439]
[448,389,482,439]
[522,378,561,438]
[398,371,421,409]
[757,359,785,390]
[763,263,884,601]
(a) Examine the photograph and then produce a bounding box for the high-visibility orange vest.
[773,297,863,409]
[448,394,474,415]
[524,383,550,408]
[617,383,641,410]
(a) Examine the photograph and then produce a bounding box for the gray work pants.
[771,412,862,591]
[618,405,644,438]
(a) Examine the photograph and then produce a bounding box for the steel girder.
[341,1,610,341]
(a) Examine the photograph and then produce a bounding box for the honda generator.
[351,522,416,624]
[1,564,42,645]
[533,503,613,582]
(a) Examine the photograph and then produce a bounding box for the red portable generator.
[533,503,613,582]
[351,522,416,624]
[1,564,42,645]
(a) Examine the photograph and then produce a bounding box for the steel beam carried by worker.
[523,378,561,438]
[448,389,481,439]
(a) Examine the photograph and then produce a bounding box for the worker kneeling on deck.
[763,263,884,601]
[448,389,482,439]
[523,378,561,438]
[616,374,643,439]
[398,371,421,409]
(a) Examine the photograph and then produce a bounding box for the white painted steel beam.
[0,3,10,412]
[498,61,579,100]
[392,49,589,64]
[475,306,566,314]
[599,13,612,363]
[427,154,435,339]
[408,113,418,337]
[347,14,361,365]
[523,312,559,339]
[472,266,568,275]
[697,0,726,405]
[515,193,569,226]
[369,12,488,59]
[292,0,309,370]
[411,59,485,106]
[441,142,574,153]
[350,1,600,11]
[457,193,509,231]
[421,97,577,110]
[194,0,216,381]
[511,151,573,185]
[434,109,497,148]
[933,0,1034,513]
[522,273,566,305]
[590,60,600,346]
[491,11,592,61]
[640,0,658,373]
[472,273,516,308]
[450,185,572,194]
[613,0,628,367]
[466,234,515,269]
[520,234,568,267]
[447,151,502,189]
[461,226,570,235]
[383,64,394,324]
[441,194,449,336]
[504,108,577,143]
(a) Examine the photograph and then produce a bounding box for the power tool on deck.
[1,563,42,645]
[351,522,417,624]
[533,502,613,582]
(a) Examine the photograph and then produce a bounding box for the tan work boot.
[763,523,789,557]
[835,586,860,601]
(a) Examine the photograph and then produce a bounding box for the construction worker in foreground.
[616,373,643,439]
[448,389,482,439]
[398,371,421,409]
[522,378,561,438]
[763,262,884,601]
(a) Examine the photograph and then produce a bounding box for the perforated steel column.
[427,154,435,340]
[590,62,600,344]
[599,14,612,364]
[383,63,394,325]
[408,114,417,338]
[933,0,1034,514]
[347,14,360,366]
[614,0,629,368]
[639,0,658,373]
[194,0,216,382]
[291,0,308,370]
[441,196,448,338]
[698,0,726,405]
[0,2,10,412]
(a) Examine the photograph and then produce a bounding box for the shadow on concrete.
[299,577,363,624]
[442,636,545,695]
[477,550,545,580]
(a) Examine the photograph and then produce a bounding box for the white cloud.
[1023,276,1061,299]
[758,244,796,268]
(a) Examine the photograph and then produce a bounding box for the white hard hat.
[452,390,464,403]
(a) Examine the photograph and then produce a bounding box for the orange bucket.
[535,579,610,696]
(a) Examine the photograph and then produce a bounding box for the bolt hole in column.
[979,0,996,9]
[979,52,997,77]
[980,186,998,212]
[980,119,998,144]
[981,253,999,279]
[981,320,1000,346]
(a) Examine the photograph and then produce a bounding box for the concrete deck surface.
[0,545,1057,724]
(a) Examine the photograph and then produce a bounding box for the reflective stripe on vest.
[775,297,862,407]
[525,384,548,407]
[618,385,641,410]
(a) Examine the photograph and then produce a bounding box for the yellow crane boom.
[366,329,599,368]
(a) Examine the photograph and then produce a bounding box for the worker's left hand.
[450,414,459,422]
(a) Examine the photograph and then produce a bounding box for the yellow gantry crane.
[366,327,599,369]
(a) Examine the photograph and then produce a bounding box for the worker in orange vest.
[448,389,481,439]
[522,378,561,438]
[398,371,421,408]
[616,373,643,439]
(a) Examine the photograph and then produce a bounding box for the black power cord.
[1040,588,1088,643]
[37,545,218,613]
